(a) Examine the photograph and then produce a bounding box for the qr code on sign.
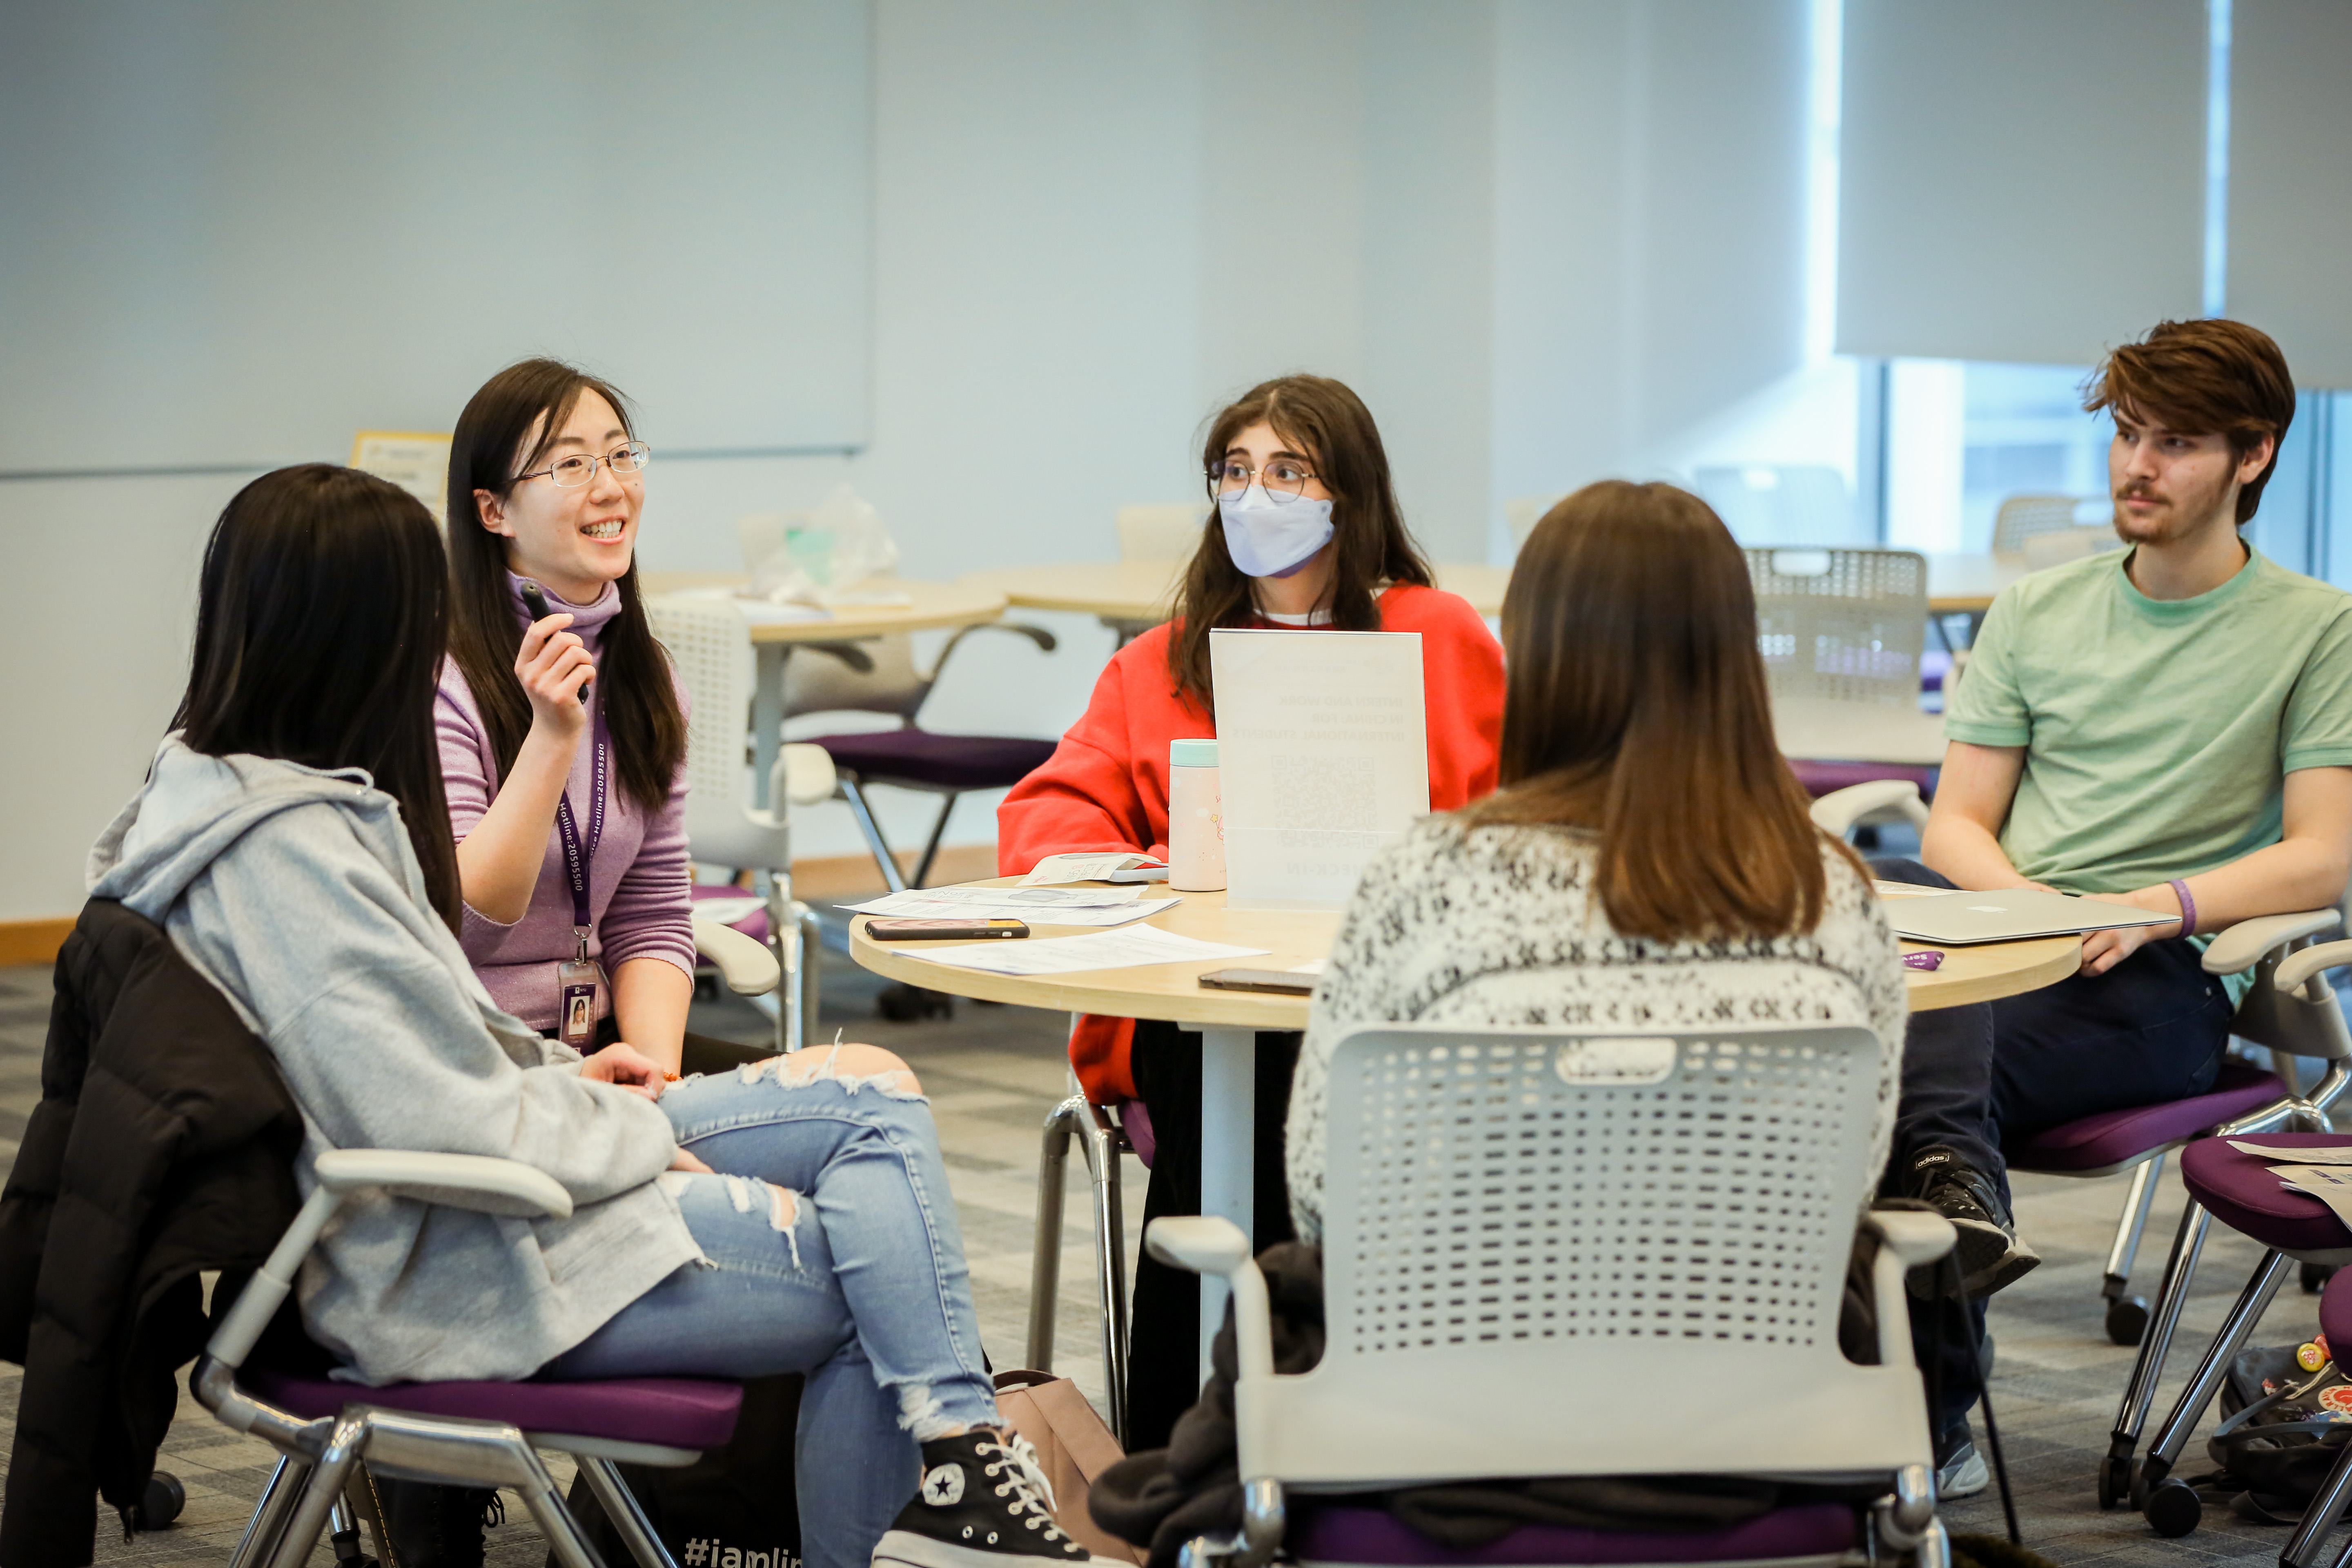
[1272,756,1375,832]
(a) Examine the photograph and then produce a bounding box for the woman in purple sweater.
[438,359,745,1076]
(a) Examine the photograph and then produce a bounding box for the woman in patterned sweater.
[1285,480,1909,1244]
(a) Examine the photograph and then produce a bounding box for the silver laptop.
[1882,886,2177,945]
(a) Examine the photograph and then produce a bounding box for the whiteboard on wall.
[0,0,871,474]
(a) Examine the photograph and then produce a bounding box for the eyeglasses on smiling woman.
[516,441,653,489]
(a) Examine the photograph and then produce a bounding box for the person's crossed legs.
[551,1044,1105,1568]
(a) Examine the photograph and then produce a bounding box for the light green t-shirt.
[1946,547,2352,998]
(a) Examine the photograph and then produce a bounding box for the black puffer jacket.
[0,900,305,1568]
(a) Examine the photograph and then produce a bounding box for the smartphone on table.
[866,918,1031,942]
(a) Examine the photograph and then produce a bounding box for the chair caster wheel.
[2097,1452,2135,1510]
[876,982,952,1022]
[137,1471,185,1530]
[2145,1476,2202,1537]
[2305,1261,2338,1295]
[2105,1294,2151,1345]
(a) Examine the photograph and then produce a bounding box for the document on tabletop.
[909,923,1267,976]
[1018,852,1171,886]
[846,885,1143,913]
[853,894,1178,928]
[1209,628,1429,911]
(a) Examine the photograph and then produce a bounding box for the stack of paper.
[909,922,1269,977]
[846,884,1178,928]
[1019,852,1171,886]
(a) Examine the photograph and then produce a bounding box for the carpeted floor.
[0,944,2342,1568]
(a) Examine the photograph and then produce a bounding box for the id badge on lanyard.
[555,712,610,1051]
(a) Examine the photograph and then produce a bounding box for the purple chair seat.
[247,1368,743,1451]
[2181,1133,2352,1254]
[2006,1062,2286,1174]
[1290,1501,1857,1566]
[1786,760,1936,800]
[809,730,1060,792]
[692,882,771,944]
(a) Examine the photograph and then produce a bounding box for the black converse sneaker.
[1907,1146,2040,1298]
[871,1429,1119,1568]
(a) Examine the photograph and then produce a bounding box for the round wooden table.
[851,880,2077,1373]
[640,573,1007,805]
[960,559,1511,630]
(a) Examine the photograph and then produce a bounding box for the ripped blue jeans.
[547,1048,1000,1568]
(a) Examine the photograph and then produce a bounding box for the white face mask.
[1218,486,1335,579]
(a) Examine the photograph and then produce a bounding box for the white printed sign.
[1209,628,1428,911]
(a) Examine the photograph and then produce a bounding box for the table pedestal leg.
[1191,1023,1256,1384]
[751,644,786,809]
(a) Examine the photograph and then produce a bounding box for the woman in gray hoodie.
[88,465,1107,1568]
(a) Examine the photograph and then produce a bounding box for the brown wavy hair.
[1463,481,1857,941]
[2083,319,2297,525]
[1166,375,1434,711]
[443,359,684,813]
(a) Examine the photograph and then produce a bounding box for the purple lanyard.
[553,708,610,960]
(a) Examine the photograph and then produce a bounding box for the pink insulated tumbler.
[1167,738,1225,891]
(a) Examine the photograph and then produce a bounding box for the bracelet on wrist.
[2168,878,2197,938]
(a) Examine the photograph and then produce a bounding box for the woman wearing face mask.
[439,358,753,1079]
[997,373,1504,1448]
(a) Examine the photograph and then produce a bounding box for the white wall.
[1489,0,1813,531]
[1,0,1822,921]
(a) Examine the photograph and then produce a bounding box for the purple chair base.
[2006,1063,2287,1174]
[2181,1134,2352,1255]
[809,729,1060,792]
[247,1368,743,1451]
[1786,760,1936,800]
[1290,1501,1857,1566]
[691,883,772,944]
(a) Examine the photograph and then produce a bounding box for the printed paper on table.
[1209,628,1428,911]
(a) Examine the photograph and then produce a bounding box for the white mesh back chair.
[1990,494,2088,558]
[1747,548,1946,787]
[647,595,835,1054]
[1151,1024,1957,1568]
[782,622,1058,896]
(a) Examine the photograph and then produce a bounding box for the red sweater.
[997,583,1505,1101]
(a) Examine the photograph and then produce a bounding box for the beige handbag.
[993,1370,1146,1566]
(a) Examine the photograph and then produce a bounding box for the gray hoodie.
[87,739,700,1385]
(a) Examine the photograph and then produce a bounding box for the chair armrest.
[207,1151,574,1369]
[798,641,877,675]
[1145,1215,1252,1277]
[1860,1210,1956,1372]
[314,1149,574,1217]
[2203,909,2344,975]
[693,917,782,997]
[1809,780,1928,837]
[2275,938,2352,998]
[1864,1208,1956,1267]
[776,742,838,807]
[934,621,1058,678]
[1146,1217,1276,1388]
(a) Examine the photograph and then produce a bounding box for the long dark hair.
[1463,481,1856,941]
[444,358,685,812]
[1167,375,1434,711]
[174,465,462,929]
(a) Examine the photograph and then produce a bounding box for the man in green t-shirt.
[1882,320,2352,1486]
